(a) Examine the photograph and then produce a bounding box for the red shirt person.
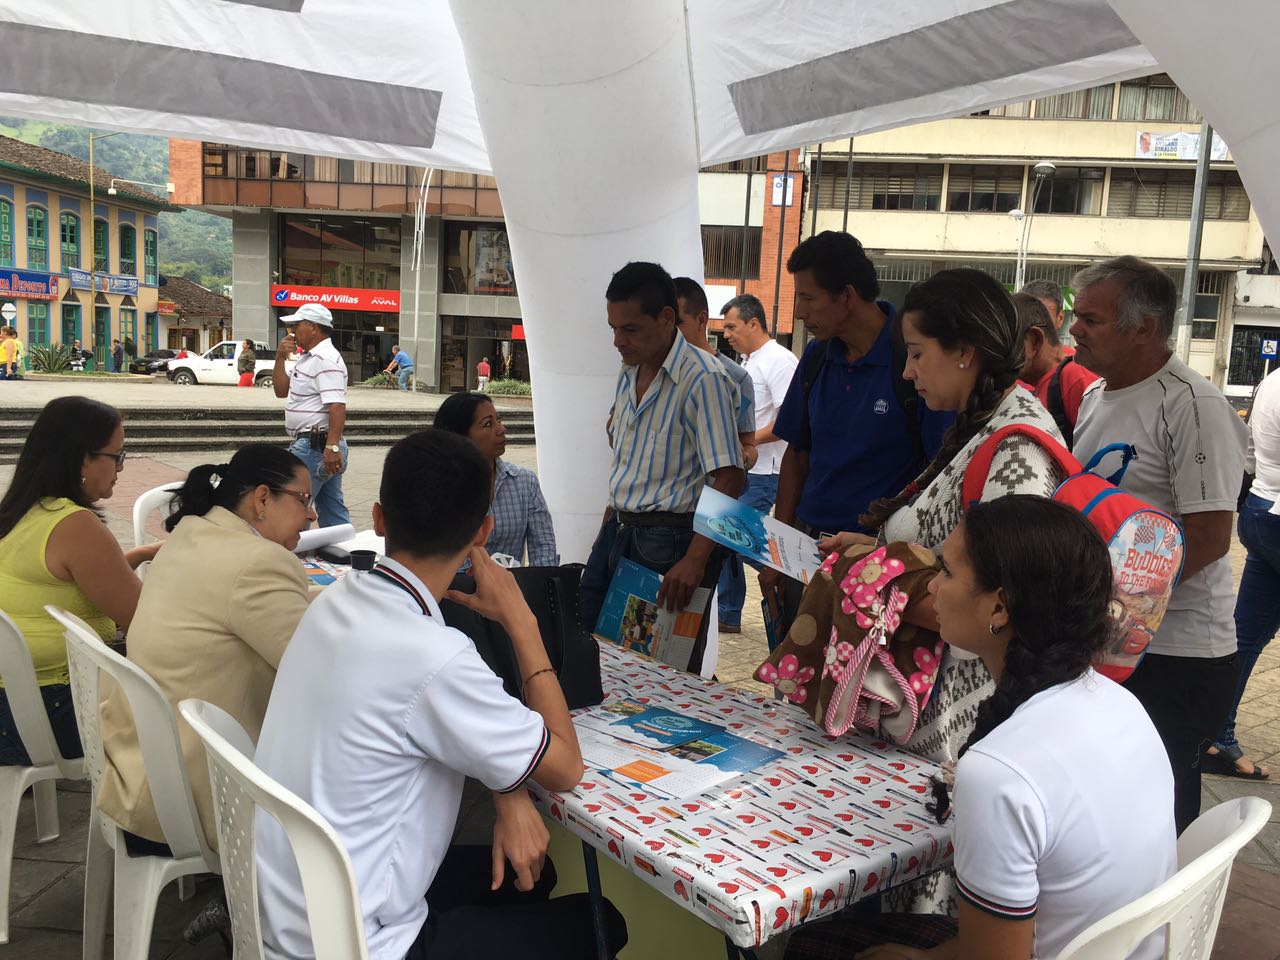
[476,356,492,387]
[1014,293,1099,448]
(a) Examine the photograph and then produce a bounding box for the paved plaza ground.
[0,381,1277,957]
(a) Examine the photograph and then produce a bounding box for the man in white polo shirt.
[255,429,626,960]
[272,302,350,528]
[717,293,799,637]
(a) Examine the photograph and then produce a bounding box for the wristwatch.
[326,444,340,454]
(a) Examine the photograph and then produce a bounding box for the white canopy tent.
[0,0,1272,558]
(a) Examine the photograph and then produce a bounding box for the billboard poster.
[1135,131,1229,161]
[473,226,515,295]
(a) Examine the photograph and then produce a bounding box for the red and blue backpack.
[961,424,1185,683]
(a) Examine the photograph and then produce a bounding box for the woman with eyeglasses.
[0,396,158,765]
[99,443,316,853]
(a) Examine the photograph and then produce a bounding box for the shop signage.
[158,300,177,315]
[0,268,58,301]
[270,284,400,314]
[68,267,140,296]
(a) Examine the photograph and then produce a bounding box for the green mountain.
[0,117,232,292]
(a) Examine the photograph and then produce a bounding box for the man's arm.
[1179,510,1234,581]
[272,334,295,398]
[752,418,782,447]
[656,463,743,611]
[322,402,347,476]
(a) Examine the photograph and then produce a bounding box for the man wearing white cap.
[273,303,351,527]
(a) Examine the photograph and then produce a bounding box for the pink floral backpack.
[755,542,943,744]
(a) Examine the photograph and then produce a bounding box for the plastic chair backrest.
[0,611,82,778]
[179,699,369,960]
[1057,796,1271,960]
[49,606,216,868]
[132,482,181,548]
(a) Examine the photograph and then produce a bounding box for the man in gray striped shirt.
[579,263,745,663]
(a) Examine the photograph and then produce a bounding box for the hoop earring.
[257,512,266,521]
[988,623,1000,635]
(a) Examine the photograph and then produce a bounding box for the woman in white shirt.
[787,495,1177,960]
[1206,366,1280,779]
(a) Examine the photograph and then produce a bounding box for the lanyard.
[369,563,433,618]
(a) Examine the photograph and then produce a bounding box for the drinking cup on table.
[350,550,377,571]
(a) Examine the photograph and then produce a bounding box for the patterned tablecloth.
[529,643,954,949]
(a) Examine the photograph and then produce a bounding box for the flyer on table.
[594,559,710,670]
[694,485,821,584]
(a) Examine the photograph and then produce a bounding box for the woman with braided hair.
[99,443,317,854]
[788,497,1175,960]
[820,268,1068,914]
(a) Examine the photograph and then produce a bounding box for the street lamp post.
[1013,160,1056,291]
[87,131,121,369]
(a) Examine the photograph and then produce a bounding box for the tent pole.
[1174,121,1213,362]
[842,138,854,231]
[770,151,789,336]
[739,166,753,294]
[809,143,822,236]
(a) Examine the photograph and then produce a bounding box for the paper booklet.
[693,485,822,584]
[594,559,710,672]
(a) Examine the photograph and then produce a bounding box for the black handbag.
[439,563,604,711]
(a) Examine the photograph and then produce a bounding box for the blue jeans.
[397,367,414,391]
[289,436,351,529]
[1213,492,1280,755]
[0,684,83,766]
[578,516,695,635]
[716,473,780,627]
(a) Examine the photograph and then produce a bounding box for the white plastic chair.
[1057,796,1272,960]
[0,612,85,943]
[131,482,181,549]
[178,699,369,960]
[47,606,220,960]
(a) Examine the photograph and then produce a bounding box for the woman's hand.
[817,531,876,554]
[124,540,163,569]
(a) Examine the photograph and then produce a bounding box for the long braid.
[926,497,1113,822]
[862,269,1025,531]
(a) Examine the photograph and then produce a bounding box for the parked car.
[166,340,295,388]
[128,349,177,375]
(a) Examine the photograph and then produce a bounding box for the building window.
[947,164,1023,212]
[814,161,942,210]
[119,224,137,276]
[1190,272,1226,342]
[442,222,516,296]
[93,218,109,273]
[701,156,770,174]
[27,302,48,347]
[985,101,1031,118]
[26,206,47,271]
[144,229,158,284]
[1032,167,1105,215]
[61,303,80,346]
[701,225,762,279]
[60,213,80,270]
[304,156,339,181]
[1117,74,1200,122]
[144,311,157,352]
[280,215,402,290]
[1107,168,1250,220]
[1034,84,1113,119]
[203,145,230,177]
[0,199,14,267]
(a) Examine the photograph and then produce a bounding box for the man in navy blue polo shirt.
[759,232,951,623]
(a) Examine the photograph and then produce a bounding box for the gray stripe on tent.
[221,0,307,11]
[728,0,1138,135]
[0,22,439,149]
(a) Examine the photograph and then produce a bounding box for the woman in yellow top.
[99,443,316,852]
[0,397,159,764]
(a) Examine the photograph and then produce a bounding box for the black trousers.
[405,846,628,960]
[1124,651,1238,835]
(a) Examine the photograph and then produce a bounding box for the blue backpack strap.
[1081,442,1137,486]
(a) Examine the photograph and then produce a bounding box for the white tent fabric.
[0,0,1269,562]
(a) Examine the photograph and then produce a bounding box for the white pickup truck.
[166,340,295,389]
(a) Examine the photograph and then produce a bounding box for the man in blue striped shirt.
[579,263,745,653]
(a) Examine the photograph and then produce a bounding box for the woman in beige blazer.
[99,443,317,851]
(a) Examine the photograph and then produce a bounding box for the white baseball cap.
[280,303,334,328]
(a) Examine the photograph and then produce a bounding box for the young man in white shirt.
[254,428,627,960]
[1071,255,1248,834]
[717,293,799,635]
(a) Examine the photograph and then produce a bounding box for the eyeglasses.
[90,448,127,468]
[273,487,313,509]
